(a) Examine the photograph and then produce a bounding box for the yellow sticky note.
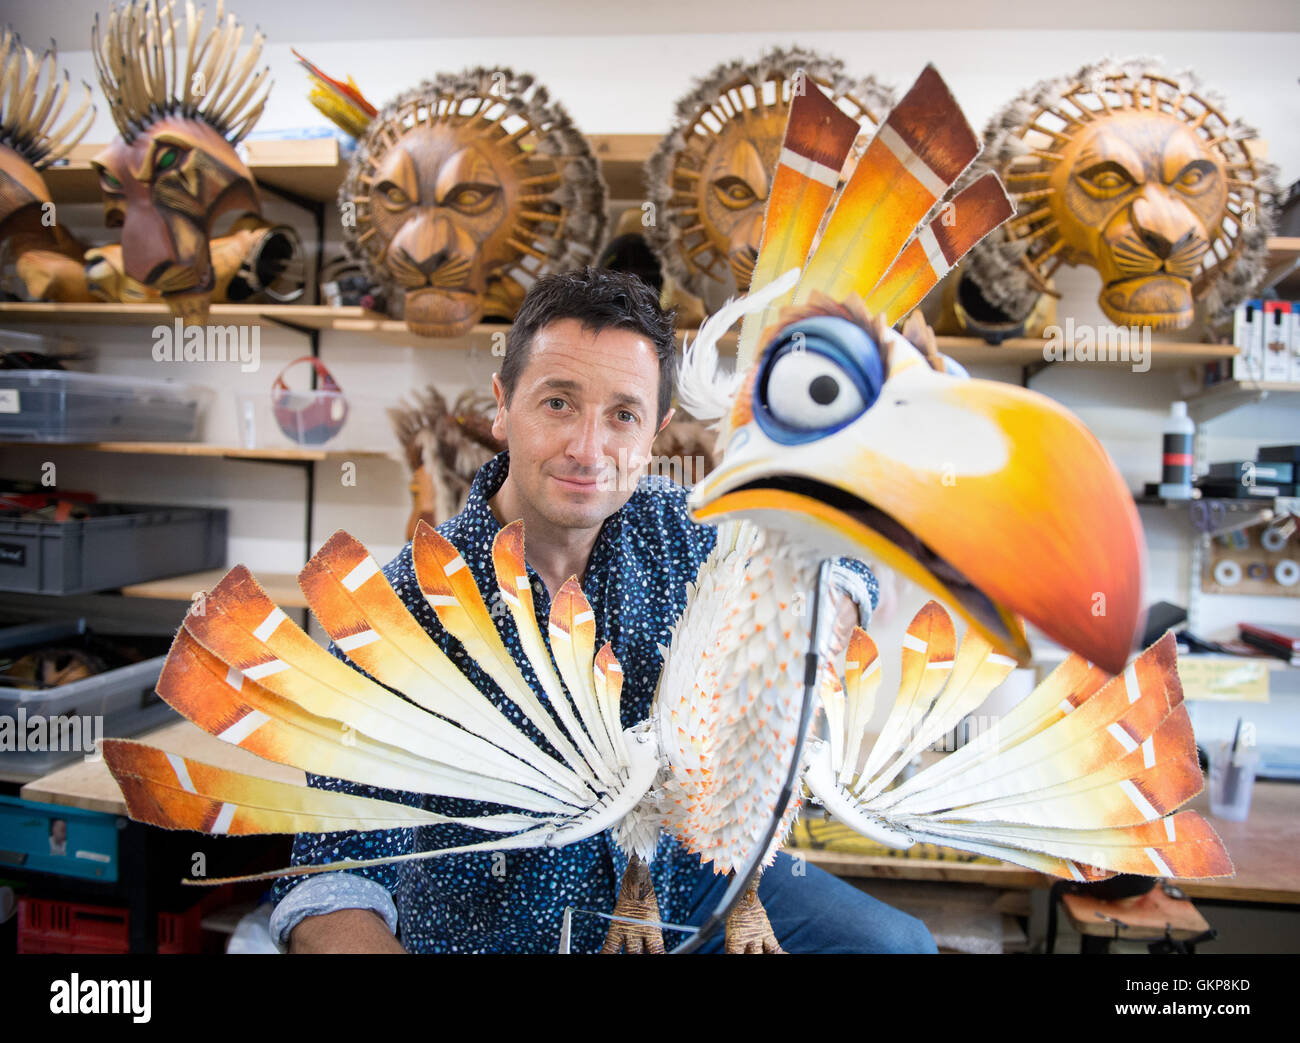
[1176,657,1270,702]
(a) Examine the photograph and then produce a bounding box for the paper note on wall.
[1176,657,1270,702]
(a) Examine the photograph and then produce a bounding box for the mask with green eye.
[90,0,271,323]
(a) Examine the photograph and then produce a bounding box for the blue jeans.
[681,851,938,953]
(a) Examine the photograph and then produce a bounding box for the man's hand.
[288,908,407,954]
[825,588,861,662]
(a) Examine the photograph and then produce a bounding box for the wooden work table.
[19,717,1300,905]
[20,717,305,815]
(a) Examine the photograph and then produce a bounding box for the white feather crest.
[676,267,801,426]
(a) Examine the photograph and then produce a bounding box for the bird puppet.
[102,65,1231,953]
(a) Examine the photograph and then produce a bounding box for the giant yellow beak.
[688,342,1145,675]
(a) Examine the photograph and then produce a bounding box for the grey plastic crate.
[0,370,210,442]
[0,618,178,779]
[0,665,175,780]
[0,504,227,594]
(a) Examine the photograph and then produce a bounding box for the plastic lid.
[1171,401,1188,418]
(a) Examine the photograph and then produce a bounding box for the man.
[269,267,937,954]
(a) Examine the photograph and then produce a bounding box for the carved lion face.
[345,71,604,338]
[1050,111,1227,329]
[357,123,521,337]
[692,104,790,292]
[965,61,1273,332]
[646,52,893,311]
[91,117,260,324]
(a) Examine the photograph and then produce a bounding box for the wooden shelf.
[120,568,307,607]
[0,301,514,347]
[0,301,1243,367]
[586,133,660,199]
[933,335,1235,369]
[1186,380,1300,422]
[44,133,654,205]
[796,848,1047,889]
[1262,235,1300,292]
[0,301,388,329]
[0,440,397,462]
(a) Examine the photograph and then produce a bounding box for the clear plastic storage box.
[0,371,212,442]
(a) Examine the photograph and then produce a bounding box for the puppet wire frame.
[556,559,835,954]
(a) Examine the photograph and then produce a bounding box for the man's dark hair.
[500,267,677,424]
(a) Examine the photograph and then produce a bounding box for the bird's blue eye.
[754,315,885,444]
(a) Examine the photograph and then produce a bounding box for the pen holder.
[1209,742,1259,821]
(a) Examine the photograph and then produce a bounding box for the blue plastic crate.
[0,794,120,882]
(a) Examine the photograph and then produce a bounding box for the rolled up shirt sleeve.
[829,557,880,627]
[269,869,400,952]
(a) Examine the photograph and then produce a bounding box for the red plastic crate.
[18,895,208,954]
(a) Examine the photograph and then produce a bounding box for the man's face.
[491,319,671,532]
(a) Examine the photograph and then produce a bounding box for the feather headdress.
[92,0,271,144]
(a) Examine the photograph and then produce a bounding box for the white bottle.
[1158,401,1195,500]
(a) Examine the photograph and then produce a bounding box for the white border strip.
[253,607,288,643]
[166,752,197,794]
[218,710,270,745]
[875,123,948,198]
[342,556,380,591]
[778,146,839,188]
[211,802,238,834]
[1120,779,1158,819]
[915,224,948,279]
[337,629,380,652]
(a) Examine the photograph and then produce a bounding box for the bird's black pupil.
[809,374,839,405]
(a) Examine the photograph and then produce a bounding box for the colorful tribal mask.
[91,0,271,324]
[342,69,606,337]
[645,48,894,311]
[964,57,1278,331]
[0,29,95,301]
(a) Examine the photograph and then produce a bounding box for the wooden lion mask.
[964,58,1277,331]
[0,29,95,301]
[90,0,270,325]
[343,69,606,337]
[645,48,894,312]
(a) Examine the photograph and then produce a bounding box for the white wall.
[34,28,1300,182]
